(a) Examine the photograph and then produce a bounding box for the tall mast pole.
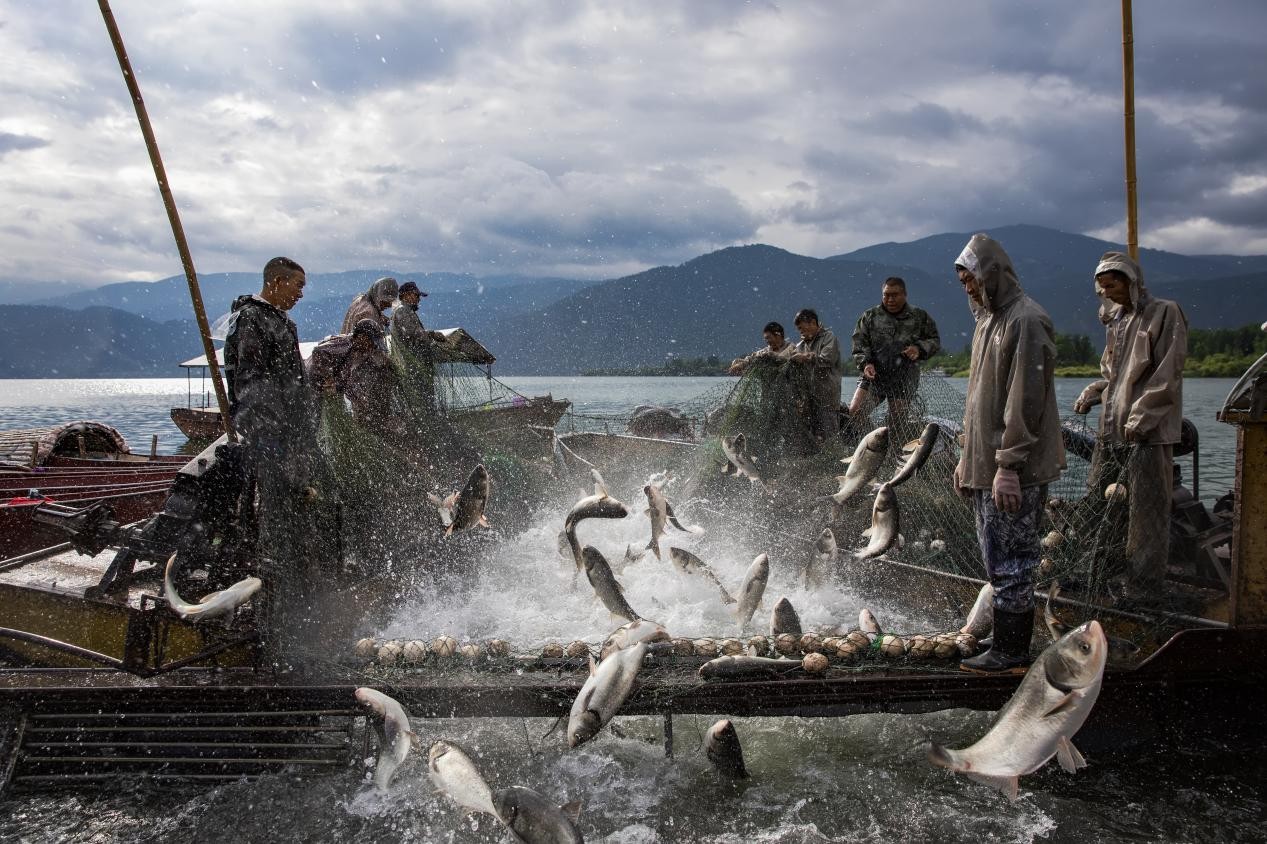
[1122,0,1140,260]
[97,0,235,440]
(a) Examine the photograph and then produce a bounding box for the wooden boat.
[172,330,571,445]
[0,423,182,559]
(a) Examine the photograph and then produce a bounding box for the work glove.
[991,467,1022,513]
[952,462,972,500]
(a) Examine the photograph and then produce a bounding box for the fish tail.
[647,538,661,559]
[926,742,956,770]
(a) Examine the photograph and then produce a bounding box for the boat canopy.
[178,328,495,369]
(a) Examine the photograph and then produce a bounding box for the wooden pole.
[97,0,235,440]
[1122,0,1139,260]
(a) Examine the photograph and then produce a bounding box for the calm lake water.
[0,375,1258,842]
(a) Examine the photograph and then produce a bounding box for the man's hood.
[367,277,399,307]
[1094,251,1150,323]
[955,233,1022,313]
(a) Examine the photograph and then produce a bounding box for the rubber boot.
[960,608,1034,674]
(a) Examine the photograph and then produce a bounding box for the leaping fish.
[855,483,901,559]
[668,547,737,604]
[162,554,261,622]
[928,621,1108,801]
[720,433,766,489]
[563,469,629,571]
[733,554,770,629]
[888,422,944,488]
[428,464,492,535]
[833,427,889,506]
[582,545,643,623]
[644,484,700,560]
[356,688,419,790]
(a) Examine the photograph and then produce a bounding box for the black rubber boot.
[960,608,1034,674]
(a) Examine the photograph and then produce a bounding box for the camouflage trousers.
[972,485,1048,614]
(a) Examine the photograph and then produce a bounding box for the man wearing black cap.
[390,280,445,412]
[308,319,401,436]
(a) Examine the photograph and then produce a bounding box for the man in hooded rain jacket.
[1073,252,1188,599]
[341,276,399,334]
[952,234,1065,673]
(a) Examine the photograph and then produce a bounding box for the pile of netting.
[314,344,557,580]
[632,360,1210,654]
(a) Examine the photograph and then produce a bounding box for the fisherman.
[952,234,1065,673]
[847,277,940,436]
[390,280,446,412]
[790,308,845,448]
[223,256,331,663]
[341,276,399,334]
[308,319,403,438]
[728,322,795,375]
[1073,252,1188,600]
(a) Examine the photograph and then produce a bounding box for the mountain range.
[1,224,1263,377]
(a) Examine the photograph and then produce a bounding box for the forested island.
[583,324,1266,378]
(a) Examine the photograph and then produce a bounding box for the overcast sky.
[2,1,1265,287]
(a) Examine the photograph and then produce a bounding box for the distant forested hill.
[0,306,199,377]
[2,225,1264,377]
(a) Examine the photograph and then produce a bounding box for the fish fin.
[587,654,597,676]
[426,492,444,506]
[750,454,759,465]
[443,492,459,507]
[964,771,1021,802]
[1055,735,1088,773]
[1042,690,1083,719]
[897,533,905,549]
[559,800,583,822]
[647,538,661,559]
[444,523,455,537]
[722,461,736,475]
[721,593,737,605]
[408,731,423,753]
[861,526,873,539]
[835,475,849,485]
[902,438,920,452]
[840,456,853,464]
[478,515,490,527]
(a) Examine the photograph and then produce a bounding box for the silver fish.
[733,554,769,628]
[644,484,697,561]
[806,527,838,588]
[669,547,737,604]
[428,740,497,815]
[705,719,750,779]
[888,422,942,487]
[833,426,889,505]
[928,620,1108,801]
[770,596,802,637]
[492,786,584,844]
[563,470,629,570]
[600,618,670,660]
[355,688,417,790]
[163,554,261,622]
[720,433,766,488]
[567,642,649,748]
[858,608,883,641]
[699,654,801,680]
[855,483,900,559]
[961,583,996,638]
[430,464,492,535]
[582,546,642,623]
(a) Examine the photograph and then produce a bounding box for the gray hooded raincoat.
[957,234,1065,489]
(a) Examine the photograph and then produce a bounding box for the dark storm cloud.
[0,133,49,156]
[3,0,1267,286]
